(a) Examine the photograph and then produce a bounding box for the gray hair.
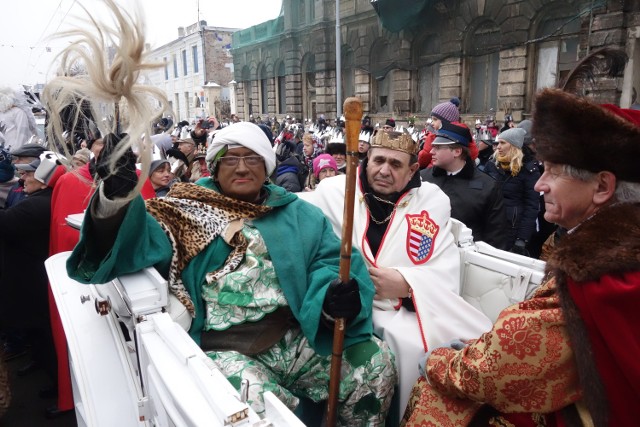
[562,164,640,202]
[562,164,596,181]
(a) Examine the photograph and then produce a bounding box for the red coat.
[402,202,640,426]
[48,164,156,410]
[418,131,436,168]
[567,271,640,426]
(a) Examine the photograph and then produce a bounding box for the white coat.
[299,169,492,417]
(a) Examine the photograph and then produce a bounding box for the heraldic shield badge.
[405,211,439,265]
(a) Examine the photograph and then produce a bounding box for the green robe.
[67,181,374,355]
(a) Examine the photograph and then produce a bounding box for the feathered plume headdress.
[43,0,170,193]
[559,47,628,95]
[533,47,640,183]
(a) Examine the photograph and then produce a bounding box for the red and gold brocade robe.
[401,202,640,427]
[402,278,581,427]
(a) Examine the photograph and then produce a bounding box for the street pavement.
[1,351,76,427]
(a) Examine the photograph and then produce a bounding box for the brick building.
[147,21,238,122]
[230,0,640,126]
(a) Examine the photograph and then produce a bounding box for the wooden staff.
[326,97,363,427]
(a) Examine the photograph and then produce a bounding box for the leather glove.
[418,339,467,377]
[96,133,138,199]
[510,239,529,256]
[322,278,362,323]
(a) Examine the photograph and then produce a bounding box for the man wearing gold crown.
[298,130,492,417]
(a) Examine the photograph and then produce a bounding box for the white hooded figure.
[0,86,38,151]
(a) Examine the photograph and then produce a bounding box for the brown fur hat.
[533,88,640,182]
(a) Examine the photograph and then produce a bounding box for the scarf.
[145,182,272,315]
[497,154,521,176]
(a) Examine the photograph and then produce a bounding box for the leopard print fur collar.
[145,182,272,315]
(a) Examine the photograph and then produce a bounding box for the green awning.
[371,0,433,33]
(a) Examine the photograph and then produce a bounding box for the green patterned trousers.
[207,329,397,426]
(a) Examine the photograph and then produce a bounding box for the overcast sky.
[0,0,282,88]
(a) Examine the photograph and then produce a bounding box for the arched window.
[299,0,306,23]
[342,46,355,100]
[302,53,316,121]
[259,64,268,113]
[276,61,286,114]
[415,35,441,112]
[535,12,580,89]
[465,21,501,114]
[371,40,395,113]
[241,65,252,116]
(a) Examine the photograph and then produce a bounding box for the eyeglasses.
[382,125,393,130]
[0,152,12,162]
[218,155,264,167]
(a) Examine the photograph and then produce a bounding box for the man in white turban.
[67,122,397,425]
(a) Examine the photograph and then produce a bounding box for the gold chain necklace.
[363,193,397,225]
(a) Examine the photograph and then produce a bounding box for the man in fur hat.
[299,129,493,420]
[402,88,640,426]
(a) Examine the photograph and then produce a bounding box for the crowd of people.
[2,88,637,425]
[0,2,638,426]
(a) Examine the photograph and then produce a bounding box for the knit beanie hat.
[72,148,92,166]
[518,120,533,145]
[385,118,396,128]
[149,159,170,176]
[497,127,526,149]
[0,149,14,183]
[206,122,276,174]
[431,98,460,123]
[312,154,337,179]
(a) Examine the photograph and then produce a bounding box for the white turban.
[206,122,276,175]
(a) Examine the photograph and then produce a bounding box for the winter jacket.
[275,156,306,193]
[0,187,52,329]
[482,158,540,247]
[421,159,509,249]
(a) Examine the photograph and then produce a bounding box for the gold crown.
[370,130,419,155]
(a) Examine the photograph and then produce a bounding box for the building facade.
[230,0,640,126]
[148,21,238,122]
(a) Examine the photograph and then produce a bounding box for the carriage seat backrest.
[449,219,546,323]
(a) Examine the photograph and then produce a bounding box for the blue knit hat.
[431,98,461,123]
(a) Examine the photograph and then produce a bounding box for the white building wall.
[147,28,205,122]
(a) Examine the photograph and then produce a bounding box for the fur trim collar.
[546,202,640,282]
